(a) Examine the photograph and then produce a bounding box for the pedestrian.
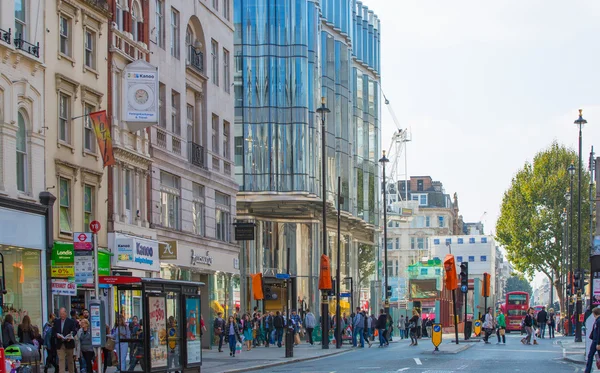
[362,310,372,348]
[128,316,140,371]
[521,307,534,345]
[408,309,420,346]
[263,311,274,347]
[76,319,94,373]
[290,310,301,345]
[422,317,429,338]
[17,315,35,344]
[128,323,145,371]
[2,314,16,348]
[537,306,548,338]
[274,311,285,347]
[226,315,242,357]
[426,318,433,339]
[304,309,316,345]
[397,315,406,339]
[376,309,388,347]
[352,307,365,348]
[386,313,394,342]
[102,325,113,373]
[52,307,77,373]
[242,314,253,351]
[112,315,130,372]
[548,308,556,339]
[43,313,58,373]
[214,312,226,352]
[496,309,506,345]
[584,307,600,373]
[482,307,495,344]
[370,314,378,341]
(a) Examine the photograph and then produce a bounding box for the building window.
[481,237,488,243]
[386,239,393,251]
[456,256,463,263]
[445,238,451,245]
[160,171,181,230]
[425,216,430,227]
[411,193,427,206]
[433,239,440,245]
[192,183,204,236]
[170,8,180,58]
[84,104,96,152]
[124,169,133,223]
[171,90,180,135]
[468,256,474,262]
[469,237,475,244]
[480,255,487,262]
[159,83,166,128]
[211,40,219,85]
[395,238,400,250]
[156,0,165,48]
[223,49,230,92]
[417,238,425,250]
[223,0,230,20]
[417,179,424,191]
[215,192,230,241]
[223,121,230,159]
[59,93,71,143]
[84,184,94,227]
[59,177,72,233]
[212,114,219,153]
[420,268,427,276]
[115,0,124,30]
[213,0,219,11]
[16,111,27,192]
[15,0,26,38]
[59,15,70,56]
[84,30,95,69]
[435,268,441,276]
[131,1,141,41]
[438,216,445,228]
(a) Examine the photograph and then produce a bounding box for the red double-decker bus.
[505,291,530,332]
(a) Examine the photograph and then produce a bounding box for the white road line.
[456,365,468,370]
[397,368,410,372]
[358,368,378,370]
[414,358,422,365]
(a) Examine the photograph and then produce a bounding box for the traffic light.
[443,254,458,291]
[574,271,581,292]
[328,278,336,296]
[566,287,572,297]
[386,286,393,298]
[482,272,491,298]
[459,262,469,293]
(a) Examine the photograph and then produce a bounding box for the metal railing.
[156,129,167,149]
[172,137,181,155]
[187,45,204,73]
[189,142,205,168]
[0,28,10,44]
[14,34,39,58]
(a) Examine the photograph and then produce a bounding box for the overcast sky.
[367,0,600,237]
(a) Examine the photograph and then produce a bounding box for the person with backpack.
[361,310,372,347]
[273,311,285,347]
[214,312,226,352]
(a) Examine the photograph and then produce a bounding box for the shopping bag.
[295,333,301,345]
[235,341,242,355]
[499,328,505,336]
[596,353,600,369]
[374,329,378,337]
[104,338,115,351]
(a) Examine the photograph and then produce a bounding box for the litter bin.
[464,321,473,340]
[4,344,41,373]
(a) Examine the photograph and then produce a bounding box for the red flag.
[89,110,115,167]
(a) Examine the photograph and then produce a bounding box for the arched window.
[131,1,141,41]
[16,111,27,192]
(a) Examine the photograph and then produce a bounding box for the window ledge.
[58,52,76,67]
[17,193,37,202]
[59,232,73,240]
[58,141,75,153]
[84,65,99,79]
[83,149,98,160]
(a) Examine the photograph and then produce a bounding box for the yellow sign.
[431,323,443,349]
[473,320,482,336]
[51,265,74,278]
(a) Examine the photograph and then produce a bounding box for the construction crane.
[382,91,411,201]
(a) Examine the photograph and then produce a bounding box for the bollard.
[285,327,294,357]
[0,347,5,373]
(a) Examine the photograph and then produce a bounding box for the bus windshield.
[507,294,527,305]
[507,309,527,316]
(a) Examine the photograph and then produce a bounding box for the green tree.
[357,243,376,290]
[504,275,533,297]
[496,142,591,313]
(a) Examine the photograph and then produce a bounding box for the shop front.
[159,240,239,349]
[0,195,54,329]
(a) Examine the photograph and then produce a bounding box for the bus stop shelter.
[101,276,204,373]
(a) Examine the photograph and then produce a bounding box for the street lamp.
[562,208,568,319]
[574,109,587,343]
[316,96,330,349]
[379,151,390,316]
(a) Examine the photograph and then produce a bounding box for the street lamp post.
[562,208,568,318]
[568,164,575,335]
[588,147,595,314]
[574,109,587,343]
[379,151,390,317]
[316,97,330,349]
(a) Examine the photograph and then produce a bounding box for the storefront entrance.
[105,277,204,373]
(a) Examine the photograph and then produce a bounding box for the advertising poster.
[90,304,102,346]
[74,251,94,285]
[593,236,600,256]
[148,296,168,368]
[185,297,201,364]
[593,276,600,306]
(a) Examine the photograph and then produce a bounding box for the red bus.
[505,291,530,332]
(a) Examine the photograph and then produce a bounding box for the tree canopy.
[357,243,376,289]
[504,275,533,297]
[496,142,591,308]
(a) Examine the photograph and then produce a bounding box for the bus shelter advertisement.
[149,296,168,368]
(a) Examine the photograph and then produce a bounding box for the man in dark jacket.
[273,311,285,347]
[585,307,600,373]
[52,307,77,373]
[376,309,388,347]
[537,306,548,338]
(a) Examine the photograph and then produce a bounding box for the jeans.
[276,328,284,346]
[585,341,598,373]
[353,327,365,347]
[217,334,225,351]
[229,335,237,355]
[548,324,555,338]
[378,328,387,346]
[540,322,547,338]
[496,328,506,343]
[270,329,276,345]
[524,326,533,344]
[306,328,314,344]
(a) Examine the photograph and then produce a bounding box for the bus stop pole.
[93,232,102,373]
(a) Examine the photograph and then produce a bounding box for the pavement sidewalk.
[558,337,587,365]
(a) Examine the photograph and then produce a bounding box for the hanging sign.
[73,232,93,251]
[51,280,77,296]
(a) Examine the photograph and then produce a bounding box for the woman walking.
[521,308,534,345]
[242,314,253,351]
[226,316,242,357]
[496,309,506,345]
[482,307,495,344]
[2,314,17,347]
[548,308,556,339]
[76,319,95,373]
[408,309,420,346]
[17,315,35,345]
[112,315,131,371]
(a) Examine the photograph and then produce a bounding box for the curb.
[220,349,352,373]
[563,355,585,365]
[422,342,473,355]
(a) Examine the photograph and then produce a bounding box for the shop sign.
[159,241,178,260]
[52,242,74,263]
[113,233,159,272]
[52,265,74,278]
[234,223,255,241]
[74,251,94,285]
[73,232,93,251]
[51,279,77,296]
[98,251,111,276]
[99,276,142,285]
[190,250,212,266]
[124,60,159,131]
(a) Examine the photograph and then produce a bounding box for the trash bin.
[464,321,473,340]
[4,344,41,373]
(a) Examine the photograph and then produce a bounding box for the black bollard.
[285,326,294,357]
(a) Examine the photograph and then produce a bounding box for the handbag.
[215,327,222,335]
[294,333,301,345]
[499,328,505,336]
[104,338,115,351]
[596,353,600,369]
[112,350,119,366]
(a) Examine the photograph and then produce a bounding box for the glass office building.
[234,0,381,319]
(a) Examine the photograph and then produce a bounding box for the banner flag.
[89,110,115,167]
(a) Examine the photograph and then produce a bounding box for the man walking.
[304,309,316,345]
[584,307,600,373]
[274,311,285,347]
[352,307,365,348]
[214,312,225,352]
[537,306,548,339]
[398,315,406,339]
[52,308,76,373]
[376,309,388,347]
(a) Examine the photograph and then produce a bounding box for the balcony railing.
[156,129,167,149]
[187,45,204,73]
[189,142,205,168]
[0,28,11,44]
[172,137,181,155]
[111,27,148,61]
[14,34,39,58]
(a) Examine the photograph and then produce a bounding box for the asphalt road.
[254,334,587,373]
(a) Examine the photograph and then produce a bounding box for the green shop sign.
[52,242,74,264]
[98,250,112,276]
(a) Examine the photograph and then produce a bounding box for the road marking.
[358,368,378,370]
[414,358,422,365]
[483,348,556,353]
[397,368,410,372]
[456,365,468,370]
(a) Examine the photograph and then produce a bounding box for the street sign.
[89,220,101,233]
[340,292,351,297]
[73,232,93,250]
[460,285,468,293]
[431,324,442,350]
[99,276,142,285]
[275,273,290,280]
